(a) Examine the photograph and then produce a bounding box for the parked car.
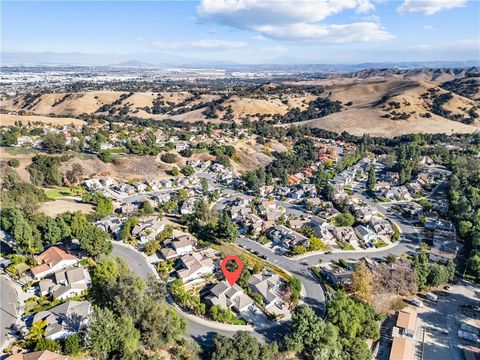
[412,298,424,307]
[458,330,479,342]
[426,292,438,301]
[461,323,480,336]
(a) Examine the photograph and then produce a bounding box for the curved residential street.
[111,174,425,344]
[111,243,248,345]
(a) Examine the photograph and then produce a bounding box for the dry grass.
[0,113,85,126]
[38,199,93,217]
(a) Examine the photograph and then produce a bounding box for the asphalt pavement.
[0,276,18,350]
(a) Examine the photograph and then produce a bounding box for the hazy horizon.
[2,0,479,66]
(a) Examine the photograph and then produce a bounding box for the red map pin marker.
[221,255,243,287]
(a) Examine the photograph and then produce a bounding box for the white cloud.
[252,35,266,41]
[407,38,479,51]
[197,0,393,43]
[136,37,145,41]
[423,25,434,30]
[256,22,393,42]
[397,0,467,15]
[152,39,247,50]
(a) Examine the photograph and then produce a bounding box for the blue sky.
[2,0,479,64]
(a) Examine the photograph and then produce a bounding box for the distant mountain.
[113,60,157,68]
[2,51,478,71]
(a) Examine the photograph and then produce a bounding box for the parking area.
[414,281,479,360]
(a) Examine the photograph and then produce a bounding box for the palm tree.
[28,319,48,341]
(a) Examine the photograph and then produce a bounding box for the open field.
[37,199,93,217]
[0,113,85,126]
[295,108,479,137]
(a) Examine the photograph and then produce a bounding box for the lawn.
[336,241,355,251]
[24,297,63,315]
[374,239,389,248]
[215,242,292,281]
[43,187,74,199]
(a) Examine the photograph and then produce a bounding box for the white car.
[412,298,424,307]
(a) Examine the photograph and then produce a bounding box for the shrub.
[8,159,20,168]
[161,153,178,164]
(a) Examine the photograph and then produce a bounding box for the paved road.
[111,243,246,345]
[0,276,18,349]
[111,176,424,344]
[237,236,326,315]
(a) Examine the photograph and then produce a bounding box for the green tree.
[333,211,355,227]
[171,167,180,176]
[289,276,302,305]
[216,211,238,242]
[27,155,63,186]
[139,200,154,215]
[285,305,341,358]
[43,217,62,246]
[34,338,61,352]
[138,297,187,349]
[143,239,160,256]
[28,319,48,341]
[412,253,430,289]
[121,217,139,243]
[366,166,376,192]
[88,307,121,359]
[182,165,195,176]
[42,132,67,153]
[98,150,114,163]
[77,225,112,257]
[161,153,178,164]
[64,333,83,355]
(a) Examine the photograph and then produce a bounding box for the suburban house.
[160,179,173,188]
[39,266,91,300]
[180,198,196,215]
[268,225,309,250]
[354,225,377,244]
[177,252,215,283]
[32,301,91,340]
[152,193,171,204]
[94,216,125,239]
[160,235,194,260]
[308,217,335,242]
[249,272,282,309]
[205,280,254,313]
[428,247,456,264]
[369,218,394,236]
[132,218,165,243]
[333,226,359,244]
[6,351,68,360]
[132,182,147,192]
[319,264,353,288]
[30,247,79,279]
[433,229,460,255]
[83,179,102,191]
[259,200,277,214]
[393,311,417,338]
